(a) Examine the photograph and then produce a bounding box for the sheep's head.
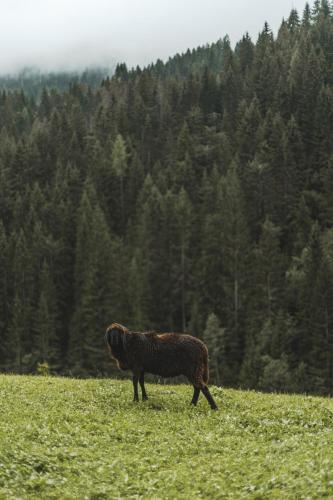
[105,323,130,350]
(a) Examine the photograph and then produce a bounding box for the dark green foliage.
[0,222,8,368]
[203,313,225,385]
[0,68,111,98]
[0,4,332,393]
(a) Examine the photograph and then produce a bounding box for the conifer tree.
[69,179,118,373]
[219,163,249,382]
[0,221,8,368]
[255,218,285,320]
[135,176,173,328]
[203,313,225,385]
[7,230,33,371]
[302,3,311,27]
[33,261,59,369]
[175,188,192,331]
[287,9,301,34]
[293,224,333,393]
[111,134,128,229]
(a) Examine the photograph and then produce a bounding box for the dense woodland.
[0,1,332,394]
[0,67,110,98]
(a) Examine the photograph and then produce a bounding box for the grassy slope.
[0,376,332,499]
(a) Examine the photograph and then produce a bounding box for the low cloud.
[0,0,308,74]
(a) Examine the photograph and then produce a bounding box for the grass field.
[0,375,332,499]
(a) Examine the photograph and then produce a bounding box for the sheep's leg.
[201,385,218,410]
[132,372,140,402]
[191,386,200,406]
[139,371,148,401]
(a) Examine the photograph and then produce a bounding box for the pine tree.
[258,111,288,226]
[0,221,8,368]
[111,134,128,229]
[196,168,225,323]
[7,230,33,371]
[255,218,285,321]
[7,294,25,372]
[252,23,277,112]
[127,249,150,329]
[236,97,262,167]
[288,223,333,393]
[235,33,254,75]
[313,86,333,172]
[33,262,59,369]
[287,9,301,34]
[69,179,119,374]
[302,3,311,27]
[203,313,225,385]
[311,0,321,21]
[174,188,192,331]
[135,176,174,328]
[219,163,249,383]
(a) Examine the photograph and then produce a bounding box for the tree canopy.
[0,2,332,394]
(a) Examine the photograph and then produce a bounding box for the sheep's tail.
[202,346,209,384]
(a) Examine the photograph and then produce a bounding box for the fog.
[0,0,308,74]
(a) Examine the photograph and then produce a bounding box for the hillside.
[0,375,332,498]
[0,1,333,395]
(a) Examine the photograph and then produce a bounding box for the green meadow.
[0,375,332,499]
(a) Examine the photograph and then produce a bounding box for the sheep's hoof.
[142,396,148,401]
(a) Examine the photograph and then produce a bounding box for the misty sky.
[1,0,308,74]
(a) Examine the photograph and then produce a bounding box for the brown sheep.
[105,323,218,410]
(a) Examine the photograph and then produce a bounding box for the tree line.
[0,1,332,394]
[0,67,111,98]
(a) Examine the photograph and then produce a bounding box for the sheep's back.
[134,333,207,378]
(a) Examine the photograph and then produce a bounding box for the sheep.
[105,322,218,410]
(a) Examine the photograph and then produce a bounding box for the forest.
[0,1,332,395]
[0,67,110,98]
